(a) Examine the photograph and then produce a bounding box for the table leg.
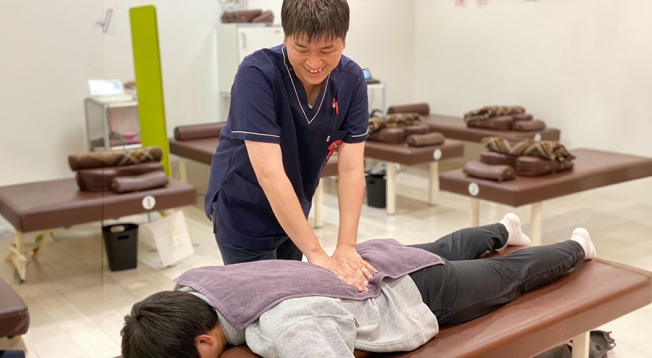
[571,331,590,358]
[178,157,188,182]
[470,198,480,227]
[429,162,438,206]
[9,231,28,282]
[314,179,324,228]
[531,202,543,246]
[32,229,51,260]
[386,162,396,215]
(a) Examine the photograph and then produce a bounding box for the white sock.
[571,228,596,260]
[499,213,531,247]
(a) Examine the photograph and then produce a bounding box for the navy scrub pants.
[212,201,303,265]
[408,223,585,326]
[216,236,303,265]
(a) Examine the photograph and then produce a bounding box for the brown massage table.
[0,276,29,342]
[364,140,464,215]
[169,122,338,228]
[440,148,652,245]
[171,124,464,216]
[0,178,196,282]
[216,248,652,358]
[388,103,561,143]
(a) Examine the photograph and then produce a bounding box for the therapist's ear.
[283,36,287,46]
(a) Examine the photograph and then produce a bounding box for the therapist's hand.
[332,246,378,287]
[309,253,371,292]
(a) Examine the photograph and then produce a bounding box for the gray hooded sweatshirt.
[175,239,442,357]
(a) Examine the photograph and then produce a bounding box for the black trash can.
[102,223,138,271]
[365,170,387,208]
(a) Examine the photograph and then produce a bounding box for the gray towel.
[174,239,444,329]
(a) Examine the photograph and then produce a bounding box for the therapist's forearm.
[336,161,365,248]
[258,173,327,261]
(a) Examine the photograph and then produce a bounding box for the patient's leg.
[409,214,529,261]
[410,239,588,326]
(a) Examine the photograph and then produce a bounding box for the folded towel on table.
[481,137,575,163]
[463,106,525,123]
[369,113,422,133]
[69,146,163,171]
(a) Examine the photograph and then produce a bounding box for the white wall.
[0,0,221,186]
[0,0,415,187]
[103,0,221,129]
[413,0,652,155]
[0,1,104,186]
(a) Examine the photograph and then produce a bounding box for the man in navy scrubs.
[205,0,376,292]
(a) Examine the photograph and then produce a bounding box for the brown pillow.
[221,10,263,23]
[76,162,165,192]
[480,151,516,168]
[515,156,574,176]
[174,122,227,140]
[387,103,430,115]
[367,127,405,143]
[467,116,514,130]
[406,132,445,147]
[251,10,274,23]
[110,171,169,193]
[403,124,430,137]
[512,120,546,132]
[463,161,515,182]
[512,114,533,122]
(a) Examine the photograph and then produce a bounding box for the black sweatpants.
[408,223,585,327]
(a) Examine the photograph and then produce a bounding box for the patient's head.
[121,291,227,358]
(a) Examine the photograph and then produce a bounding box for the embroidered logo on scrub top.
[326,140,343,159]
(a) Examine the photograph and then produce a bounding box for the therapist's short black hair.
[281,0,350,43]
[121,291,219,358]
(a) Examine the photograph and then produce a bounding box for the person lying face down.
[120,213,596,358]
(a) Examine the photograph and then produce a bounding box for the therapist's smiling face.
[284,34,345,89]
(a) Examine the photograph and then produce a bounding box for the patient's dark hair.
[281,0,350,43]
[121,291,219,358]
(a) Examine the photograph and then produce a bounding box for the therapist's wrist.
[305,248,329,263]
[335,242,356,251]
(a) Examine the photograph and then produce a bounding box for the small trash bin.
[365,169,386,208]
[102,223,138,271]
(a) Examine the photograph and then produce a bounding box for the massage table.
[0,178,196,282]
[169,123,338,228]
[439,149,652,245]
[388,103,561,143]
[0,277,29,352]
[218,248,652,358]
[363,140,464,214]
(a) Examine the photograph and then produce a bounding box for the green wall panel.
[130,5,171,176]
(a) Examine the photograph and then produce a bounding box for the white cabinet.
[217,23,285,94]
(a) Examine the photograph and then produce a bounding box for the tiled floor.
[1,167,651,357]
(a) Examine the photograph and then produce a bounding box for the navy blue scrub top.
[204,45,369,251]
